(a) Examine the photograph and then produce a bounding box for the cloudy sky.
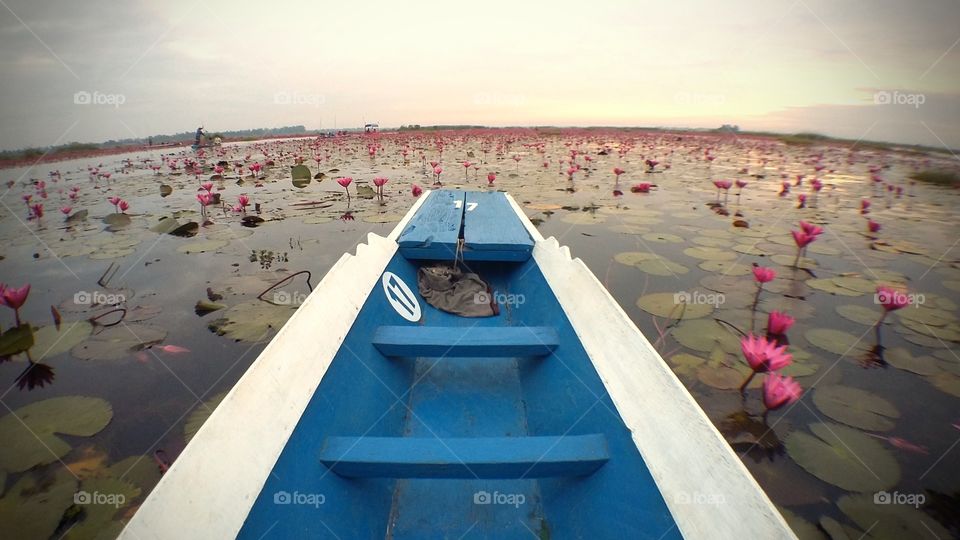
[0,0,958,150]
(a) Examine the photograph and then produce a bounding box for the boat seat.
[397,191,534,262]
[319,434,609,478]
[372,326,558,357]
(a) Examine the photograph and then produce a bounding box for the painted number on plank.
[382,272,421,322]
[453,200,478,211]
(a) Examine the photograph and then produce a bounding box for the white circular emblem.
[381,272,421,322]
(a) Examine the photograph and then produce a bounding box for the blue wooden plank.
[372,326,558,357]
[462,191,533,261]
[398,190,464,260]
[319,434,608,478]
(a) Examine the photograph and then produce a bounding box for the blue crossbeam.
[397,191,464,260]
[319,434,609,478]
[462,191,534,261]
[372,326,558,357]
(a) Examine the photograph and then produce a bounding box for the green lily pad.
[897,306,956,327]
[66,209,89,223]
[683,246,737,261]
[668,353,705,377]
[696,347,758,390]
[804,328,869,356]
[64,475,140,540]
[0,396,113,472]
[933,349,960,375]
[636,292,714,319]
[813,385,900,431]
[184,392,228,443]
[885,347,940,376]
[929,373,960,398]
[105,455,162,493]
[785,422,900,492]
[838,493,951,540]
[149,216,183,234]
[0,469,77,539]
[103,213,131,227]
[170,222,200,237]
[808,279,863,297]
[29,321,94,361]
[778,508,826,540]
[722,411,781,449]
[698,260,753,276]
[637,259,690,276]
[690,236,731,248]
[291,164,312,185]
[614,252,657,266]
[71,324,167,360]
[641,232,683,243]
[731,244,768,256]
[356,185,376,199]
[0,325,34,356]
[177,239,229,254]
[836,305,881,326]
[208,301,297,343]
[771,254,818,269]
[671,319,741,354]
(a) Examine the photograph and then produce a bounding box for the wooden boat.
[121,190,795,539]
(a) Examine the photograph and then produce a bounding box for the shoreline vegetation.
[2,125,958,184]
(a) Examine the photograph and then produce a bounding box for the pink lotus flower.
[613,167,625,178]
[779,181,790,196]
[735,180,747,189]
[741,334,793,373]
[753,266,776,283]
[60,206,72,215]
[811,179,823,192]
[797,194,807,208]
[214,165,224,175]
[767,311,795,335]
[30,203,44,219]
[237,195,250,208]
[373,177,388,188]
[196,193,212,206]
[799,221,823,237]
[861,199,871,212]
[201,182,214,192]
[791,230,814,248]
[1,283,30,325]
[877,285,909,312]
[868,220,880,233]
[108,196,121,208]
[763,373,802,411]
[118,200,129,213]
[630,183,652,193]
[411,184,423,197]
[487,173,496,186]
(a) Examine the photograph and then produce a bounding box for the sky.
[0,0,958,150]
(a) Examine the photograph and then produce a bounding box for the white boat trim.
[119,232,400,540]
[505,193,796,539]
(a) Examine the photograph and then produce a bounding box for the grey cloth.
[417,265,497,317]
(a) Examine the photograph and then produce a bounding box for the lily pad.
[29,321,93,361]
[102,213,131,228]
[0,396,113,472]
[208,301,297,343]
[813,385,900,431]
[356,185,376,199]
[65,475,140,540]
[683,246,737,261]
[641,232,683,243]
[71,324,167,360]
[0,325,34,356]
[184,392,228,443]
[105,455,162,493]
[668,353,705,377]
[835,305,880,326]
[671,319,741,354]
[778,508,826,540]
[698,260,753,276]
[636,292,714,319]
[804,328,869,356]
[929,373,960,398]
[291,165,312,186]
[885,347,940,376]
[785,422,900,492]
[0,469,77,539]
[771,254,818,269]
[838,493,951,540]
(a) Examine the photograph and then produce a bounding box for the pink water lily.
[630,183,651,193]
[238,194,250,208]
[752,266,776,284]
[1,283,31,325]
[201,182,214,193]
[798,221,823,237]
[60,206,72,215]
[741,334,793,373]
[487,172,496,186]
[868,219,881,233]
[372,177,388,200]
[767,311,795,336]
[337,177,353,202]
[118,200,129,213]
[411,183,423,197]
[762,373,802,411]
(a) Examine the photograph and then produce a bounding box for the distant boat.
[121,190,796,539]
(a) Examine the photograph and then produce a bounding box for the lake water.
[0,129,958,538]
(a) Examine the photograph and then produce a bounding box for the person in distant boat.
[195,126,205,147]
